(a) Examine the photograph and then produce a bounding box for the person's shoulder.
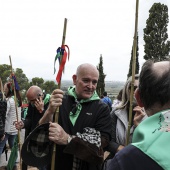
[101,97,105,101]
[99,99,107,105]
[111,145,164,170]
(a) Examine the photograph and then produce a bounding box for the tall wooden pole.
[126,0,139,146]
[51,18,68,170]
[9,55,22,169]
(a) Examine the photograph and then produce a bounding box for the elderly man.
[107,60,170,170]
[15,85,50,170]
[39,63,112,170]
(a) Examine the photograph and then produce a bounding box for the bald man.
[15,85,50,170]
[39,63,112,170]
[107,60,170,170]
[16,86,50,131]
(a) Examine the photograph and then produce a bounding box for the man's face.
[27,93,43,105]
[73,70,98,99]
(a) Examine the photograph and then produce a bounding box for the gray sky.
[0,0,170,82]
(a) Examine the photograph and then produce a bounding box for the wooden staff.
[126,0,139,146]
[51,18,68,170]
[9,55,22,169]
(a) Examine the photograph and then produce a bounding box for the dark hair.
[117,89,123,101]
[103,91,107,96]
[139,60,170,109]
[5,82,22,107]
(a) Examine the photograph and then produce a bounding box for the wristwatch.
[67,135,72,144]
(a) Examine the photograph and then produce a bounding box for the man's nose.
[87,82,93,88]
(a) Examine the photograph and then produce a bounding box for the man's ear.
[135,89,144,107]
[72,75,77,85]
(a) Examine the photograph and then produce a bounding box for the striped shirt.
[5,97,21,134]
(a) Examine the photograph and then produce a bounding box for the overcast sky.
[0,0,170,82]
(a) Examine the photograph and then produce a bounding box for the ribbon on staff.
[7,74,20,91]
[12,74,20,91]
[54,45,70,84]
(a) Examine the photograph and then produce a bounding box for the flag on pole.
[7,136,18,170]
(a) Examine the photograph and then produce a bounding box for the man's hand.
[133,106,146,127]
[15,120,24,130]
[47,89,64,115]
[34,97,44,113]
[39,89,64,125]
[49,122,69,145]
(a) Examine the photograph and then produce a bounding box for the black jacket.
[23,94,50,137]
[50,94,112,170]
[107,145,163,170]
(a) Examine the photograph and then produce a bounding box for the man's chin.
[81,93,93,99]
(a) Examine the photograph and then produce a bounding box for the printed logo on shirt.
[86,112,92,116]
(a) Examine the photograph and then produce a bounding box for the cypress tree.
[143,3,170,61]
[127,35,139,79]
[96,55,106,97]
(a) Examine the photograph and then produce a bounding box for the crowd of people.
[0,60,170,170]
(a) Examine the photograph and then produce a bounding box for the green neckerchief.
[68,86,100,126]
[132,109,170,170]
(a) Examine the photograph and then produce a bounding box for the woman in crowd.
[106,75,147,159]
[0,82,22,154]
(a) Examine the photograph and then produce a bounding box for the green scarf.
[67,86,100,126]
[132,109,170,170]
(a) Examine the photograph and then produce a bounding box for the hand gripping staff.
[126,0,139,146]
[51,18,70,170]
[7,55,22,170]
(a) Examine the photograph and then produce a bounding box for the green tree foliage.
[144,3,170,61]
[30,77,44,89]
[0,64,29,102]
[96,55,106,97]
[0,64,29,90]
[0,64,11,84]
[127,35,140,79]
[15,68,29,91]
[42,81,58,94]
